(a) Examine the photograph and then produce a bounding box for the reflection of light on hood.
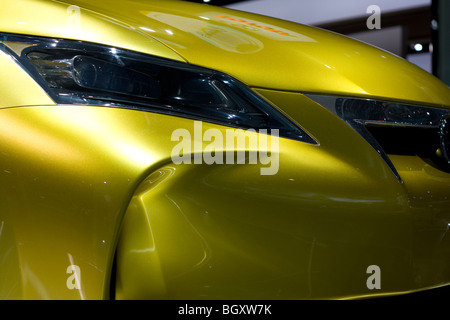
[139,26,155,32]
[144,11,264,54]
[213,14,317,43]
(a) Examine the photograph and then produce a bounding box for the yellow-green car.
[1,0,450,300]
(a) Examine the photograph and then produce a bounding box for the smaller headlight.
[308,94,450,180]
[333,97,447,127]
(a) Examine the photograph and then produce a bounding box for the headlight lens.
[308,94,448,127]
[307,94,450,180]
[0,34,315,143]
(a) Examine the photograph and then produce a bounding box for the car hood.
[4,0,450,107]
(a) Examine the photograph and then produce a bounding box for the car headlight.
[0,33,316,144]
[308,94,450,180]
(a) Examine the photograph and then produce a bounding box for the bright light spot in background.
[414,43,423,52]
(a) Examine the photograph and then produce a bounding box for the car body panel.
[0,0,449,300]
[0,101,413,299]
[256,90,450,292]
[112,91,414,299]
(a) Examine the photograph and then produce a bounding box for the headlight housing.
[0,33,316,143]
[308,94,450,180]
